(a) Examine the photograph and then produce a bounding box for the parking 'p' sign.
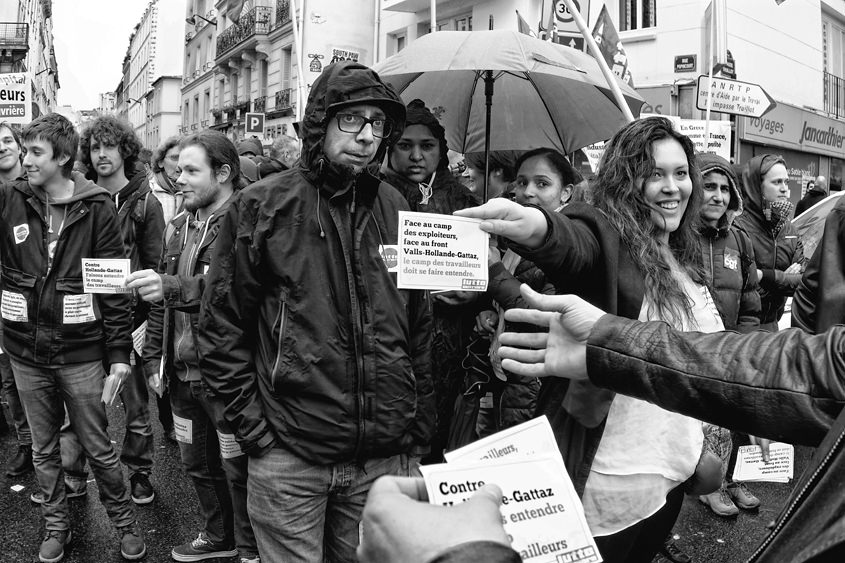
[245,112,265,134]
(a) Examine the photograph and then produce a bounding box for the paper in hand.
[101,373,122,406]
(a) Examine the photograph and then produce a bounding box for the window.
[259,59,268,96]
[396,35,405,53]
[204,91,210,117]
[232,73,239,103]
[282,47,292,90]
[193,95,200,124]
[184,101,190,126]
[455,16,472,31]
[620,0,656,31]
[244,66,252,101]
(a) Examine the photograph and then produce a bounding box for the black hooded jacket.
[198,62,434,462]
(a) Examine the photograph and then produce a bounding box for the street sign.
[554,33,585,51]
[244,112,265,134]
[552,0,589,33]
[696,75,776,118]
[674,54,696,73]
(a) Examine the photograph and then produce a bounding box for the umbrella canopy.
[372,30,644,157]
[792,190,845,259]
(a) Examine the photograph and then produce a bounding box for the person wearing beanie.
[197,61,433,562]
[384,98,479,463]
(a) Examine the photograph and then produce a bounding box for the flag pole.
[704,2,716,148]
[559,0,634,122]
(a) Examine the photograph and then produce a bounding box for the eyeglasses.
[335,113,392,138]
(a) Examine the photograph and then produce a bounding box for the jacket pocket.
[270,293,289,389]
[1,267,36,325]
[55,278,101,341]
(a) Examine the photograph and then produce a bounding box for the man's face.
[90,137,125,179]
[176,144,223,213]
[0,126,21,174]
[322,103,385,172]
[23,138,66,187]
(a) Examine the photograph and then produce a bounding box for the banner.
[0,73,30,124]
[592,5,634,87]
[516,10,537,38]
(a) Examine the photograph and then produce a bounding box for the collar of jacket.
[303,154,381,206]
[697,223,729,239]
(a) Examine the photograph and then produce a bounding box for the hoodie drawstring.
[316,190,325,239]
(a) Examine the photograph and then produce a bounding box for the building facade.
[125,0,185,147]
[0,0,60,118]
[382,0,845,202]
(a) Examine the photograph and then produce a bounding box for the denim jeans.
[10,358,135,531]
[0,351,31,445]
[247,448,410,563]
[170,377,257,558]
[61,361,153,480]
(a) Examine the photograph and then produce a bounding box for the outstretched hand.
[498,285,607,380]
[357,476,508,563]
[454,199,548,249]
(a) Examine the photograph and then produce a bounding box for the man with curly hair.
[58,116,165,506]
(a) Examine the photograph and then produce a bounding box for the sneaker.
[240,557,260,563]
[699,487,739,517]
[39,529,71,563]
[171,533,237,562]
[130,474,155,505]
[660,535,691,563]
[728,481,761,510]
[118,522,147,561]
[6,444,34,477]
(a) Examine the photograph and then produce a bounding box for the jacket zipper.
[708,238,714,282]
[746,427,845,562]
[270,296,287,386]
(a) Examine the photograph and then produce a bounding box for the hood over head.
[388,98,449,172]
[300,61,406,176]
[740,154,787,224]
[696,153,743,230]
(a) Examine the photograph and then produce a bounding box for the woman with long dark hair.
[457,117,721,562]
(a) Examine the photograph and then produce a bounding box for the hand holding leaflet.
[102,362,130,405]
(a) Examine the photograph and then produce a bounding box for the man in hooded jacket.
[198,61,434,563]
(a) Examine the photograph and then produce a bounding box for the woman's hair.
[515,148,582,186]
[593,116,704,326]
[464,151,523,183]
[152,135,182,172]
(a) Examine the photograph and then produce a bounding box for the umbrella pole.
[483,70,494,202]
[560,0,635,123]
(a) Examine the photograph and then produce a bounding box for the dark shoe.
[118,522,147,560]
[6,444,33,477]
[728,481,761,510]
[130,474,155,505]
[39,529,72,563]
[171,533,237,562]
[661,536,692,563]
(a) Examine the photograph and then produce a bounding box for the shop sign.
[739,100,845,159]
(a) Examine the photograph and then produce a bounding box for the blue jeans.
[1,351,31,445]
[61,361,153,480]
[11,358,135,531]
[170,377,257,558]
[247,448,410,563]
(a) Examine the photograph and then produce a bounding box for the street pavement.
[1,393,814,563]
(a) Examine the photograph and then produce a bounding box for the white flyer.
[445,416,559,463]
[731,442,794,483]
[396,211,488,292]
[421,454,601,563]
[132,321,147,357]
[82,258,131,294]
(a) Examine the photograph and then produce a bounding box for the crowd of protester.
[1,58,841,563]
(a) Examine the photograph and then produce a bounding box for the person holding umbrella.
[456,116,720,562]
[383,98,479,463]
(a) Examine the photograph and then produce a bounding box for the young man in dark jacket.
[2,113,144,562]
[57,116,165,506]
[198,61,434,562]
[128,131,259,563]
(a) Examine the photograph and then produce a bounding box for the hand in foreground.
[475,310,499,336]
[784,262,802,275]
[357,476,509,563]
[454,198,548,249]
[125,269,165,302]
[498,285,606,380]
[749,435,772,463]
[147,360,165,398]
[432,290,478,306]
[102,362,131,405]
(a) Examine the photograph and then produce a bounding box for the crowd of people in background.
[0,58,840,563]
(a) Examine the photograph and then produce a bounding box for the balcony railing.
[254,95,266,112]
[274,88,292,111]
[824,71,845,120]
[201,119,209,127]
[216,6,271,56]
[0,22,28,48]
[274,0,291,29]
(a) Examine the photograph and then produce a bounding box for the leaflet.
[132,321,147,357]
[396,211,488,292]
[445,415,559,463]
[732,442,794,483]
[82,258,131,294]
[421,454,601,563]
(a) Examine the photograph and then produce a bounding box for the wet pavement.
[1,393,813,563]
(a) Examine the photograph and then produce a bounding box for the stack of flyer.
[731,442,794,483]
[421,416,602,563]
